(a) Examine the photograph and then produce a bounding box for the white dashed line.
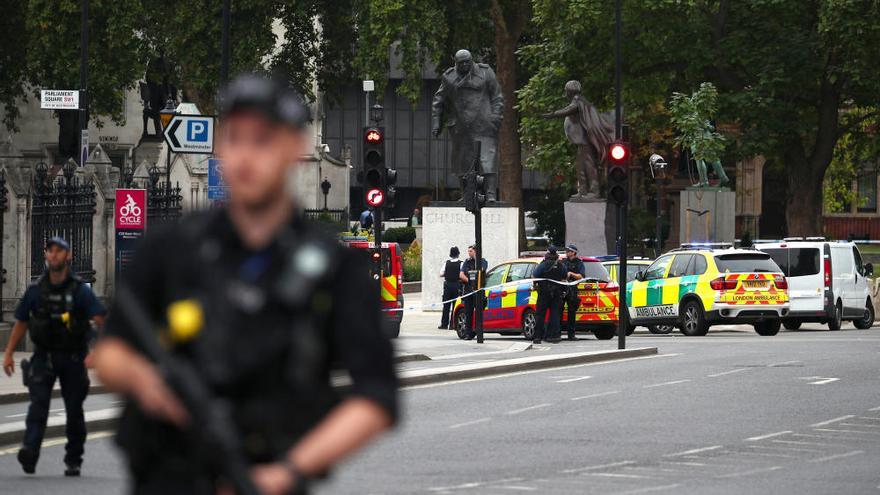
[768,360,802,367]
[449,417,490,429]
[505,403,552,416]
[716,466,782,478]
[773,439,842,447]
[815,428,880,435]
[571,391,620,401]
[663,445,722,457]
[868,406,880,411]
[707,368,748,378]
[841,423,880,429]
[556,375,592,383]
[745,430,791,441]
[810,450,863,463]
[643,379,691,389]
[498,486,536,491]
[559,460,636,474]
[811,415,855,427]
[581,472,653,479]
[610,484,681,495]
[747,444,823,453]
[659,461,707,467]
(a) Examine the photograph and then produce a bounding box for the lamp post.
[159,98,178,192]
[321,178,331,210]
[649,154,668,257]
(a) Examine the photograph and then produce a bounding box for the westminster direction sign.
[163,114,215,154]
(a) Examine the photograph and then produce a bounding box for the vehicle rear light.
[824,258,831,287]
[774,275,788,290]
[709,277,737,291]
[601,282,619,292]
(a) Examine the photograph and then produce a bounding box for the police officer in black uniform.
[93,74,398,495]
[562,244,586,340]
[458,245,488,339]
[439,246,462,329]
[532,245,567,344]
[3,236,106,476]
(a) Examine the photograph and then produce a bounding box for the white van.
[754,239,874,330]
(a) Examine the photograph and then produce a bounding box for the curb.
[0,347,657,447]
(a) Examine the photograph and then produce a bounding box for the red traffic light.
[365,128,383,144]
[609,142,628,162]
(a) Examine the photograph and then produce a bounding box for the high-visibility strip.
[381,276,397,302]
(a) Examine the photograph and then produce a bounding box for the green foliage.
[824,108,880,213]
[528,183,572,246]
[668,83,726,163]
[402,240,422,282]
[0,1,27,131]
[383,226,417,244]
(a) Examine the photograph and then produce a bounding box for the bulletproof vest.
[444,259,461,283]
[538,260,566,293]
[28,275,90,351]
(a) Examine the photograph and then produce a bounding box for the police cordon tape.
[381,277,611,313]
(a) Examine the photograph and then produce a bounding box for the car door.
[629,254,674,319]
[662,254,693,313]
[499,262,532,329]
[483,264,509,329]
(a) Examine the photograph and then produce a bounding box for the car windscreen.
[583,261,611,282]
[761,248,820,277]
[714,253,782,273]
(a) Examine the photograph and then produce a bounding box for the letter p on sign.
[187,120,209,142]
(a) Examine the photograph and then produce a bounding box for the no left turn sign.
[366,188,384,207]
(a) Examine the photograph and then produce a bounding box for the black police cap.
[217,74,309,129]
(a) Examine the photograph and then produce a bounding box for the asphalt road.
[1,323,878,494]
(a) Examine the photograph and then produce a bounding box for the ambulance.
[626,244,790,336]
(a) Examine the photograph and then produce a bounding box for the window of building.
[856,170,877,213]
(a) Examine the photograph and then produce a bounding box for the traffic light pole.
[474,207,484,344]
[614,0,626,350]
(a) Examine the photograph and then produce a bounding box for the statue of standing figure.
[691,121,730,188]
[431,49,504,201]
[543,80,615,200]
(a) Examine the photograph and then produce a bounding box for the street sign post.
[80,129,89,167]
[365,188,385,207]
[40,90,79,110]
[114,189,147,281]
[163,115,215,154]
[207,158,228,201]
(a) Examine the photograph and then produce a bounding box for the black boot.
[17,448,37,474]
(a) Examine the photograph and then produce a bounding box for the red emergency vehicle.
[342,239,404,338]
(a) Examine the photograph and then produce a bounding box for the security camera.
[649,153,667,179]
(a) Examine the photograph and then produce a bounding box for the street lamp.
[649,153,668,257]
[370,103,384,124]
[321,178,331,210]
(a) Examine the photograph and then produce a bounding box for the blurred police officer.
[439,246,462,329]
[459,245,488,339]
[532,245,566,344]
[93,74,397,495]
[562,244,586,340]
[3,237,106,476]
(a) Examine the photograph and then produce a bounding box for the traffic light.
[607,141,629,205]
[384,166,397,208]
[363,126,384,189]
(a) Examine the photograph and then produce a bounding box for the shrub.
[402,240,422,282]
[384,226,417,244]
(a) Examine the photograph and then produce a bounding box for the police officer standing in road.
[562,244,586,340]
[532,245,567,344]
[2,237,106,476]
[459,245,488,339]
[92,74,398,495]
[439,246,462,329]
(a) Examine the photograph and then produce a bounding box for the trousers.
[440,281,461,328]
[563,292,581,336]
[534,290,563,340]
[23,348,90,465]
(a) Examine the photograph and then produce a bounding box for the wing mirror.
[635,270,646,282]
[865,263,873,278]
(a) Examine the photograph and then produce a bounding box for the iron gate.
[123,165,182,225]
[31,161,96,282]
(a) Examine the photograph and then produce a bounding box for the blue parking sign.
[208,158,228,200]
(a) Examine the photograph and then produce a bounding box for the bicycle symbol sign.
[115,189,146,230]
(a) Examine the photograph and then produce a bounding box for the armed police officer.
[439,246,462,329]
[93,74,398,495]
[532,245,567,344]
[3,237,106,476]
[562,244,586,340]
[458,245,488,339]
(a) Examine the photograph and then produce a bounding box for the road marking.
[745,430,791,441]
[659,461,707,467]
[609,484,681,495]
[856,416,880,421]
[582,472,652,479]
[842,422,880,429]
[798,376,839,385]
[869,406,880,411]
[663,445,722,457]
[769,360,802,367]
[811,415,855,427]
[571,391,620,401]
[773,439,842,447]
[498,486,536,491]
[707,368,748,378]
[0,431,113,456]
[556,375,592,383]
[4,412,27,419]
[815,427,880,435]
[747,444,823,453]
[644,379,691,389]
[449,417,490,429]
[625,466,683,473]
[505,403,552,416]
[716,466,782,478]
[559,460,635,474]
[725,450,796,458]
[810,450,863,463]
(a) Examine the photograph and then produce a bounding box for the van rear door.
[762,246,822,314]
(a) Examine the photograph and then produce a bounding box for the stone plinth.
[679,188,735,244]
[421,206,520,311]
[565,201,615,255]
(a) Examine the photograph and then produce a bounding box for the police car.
[452,255,620,340]
[626,244,790,336]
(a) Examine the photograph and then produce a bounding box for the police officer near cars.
[2,237,107,476]
[532,245,567,344]
[459,245,488,339]
[562,244,586,340]
[92,74,398,494]
[439,246,462,329]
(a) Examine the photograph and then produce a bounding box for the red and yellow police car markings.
[380,275,398,302]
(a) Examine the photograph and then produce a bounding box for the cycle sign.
[115,189,147,230]
[366,188,384,207]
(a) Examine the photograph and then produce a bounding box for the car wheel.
[827,301,842,331]
[648,324,675,335]
[853,300,875,330]
[593,327,615,340]
[754,320,781,336]
[521,309,537,341]
[782,320,802,331]
[679,300,709,336]
[454,310,469,340]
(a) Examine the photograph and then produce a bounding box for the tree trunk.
[490,1,527,250]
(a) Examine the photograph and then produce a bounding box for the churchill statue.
[431,49,504,201]
[543,80,615,200]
